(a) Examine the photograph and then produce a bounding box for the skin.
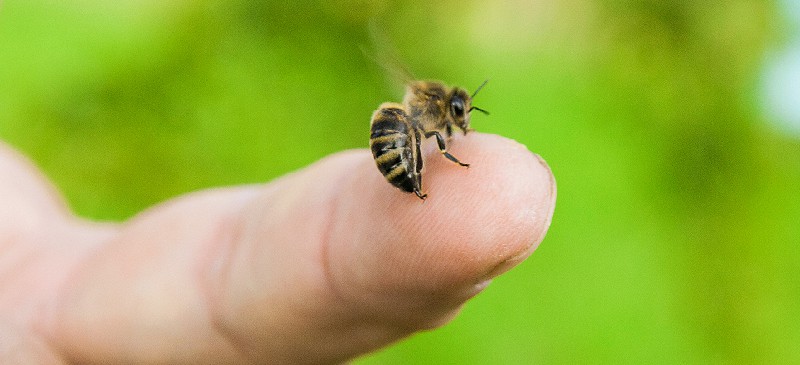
[0,133,556,364]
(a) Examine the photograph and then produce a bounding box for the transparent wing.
[361,20,416,98]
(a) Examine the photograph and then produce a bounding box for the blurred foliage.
[1,0,799,363]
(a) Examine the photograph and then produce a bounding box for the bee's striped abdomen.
[369,103,422,197]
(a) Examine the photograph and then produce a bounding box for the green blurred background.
[1,0,799,363]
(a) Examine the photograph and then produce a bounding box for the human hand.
[0,133,555,364]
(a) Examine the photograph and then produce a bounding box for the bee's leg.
[413,127,426,200]
[424,131,470,168]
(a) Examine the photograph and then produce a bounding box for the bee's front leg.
[424,131,470,168]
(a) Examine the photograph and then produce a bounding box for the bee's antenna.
[471,79,489,98]
[469,106,490,115]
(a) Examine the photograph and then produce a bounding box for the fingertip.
[327,132,556,314]
[419,133,556,280]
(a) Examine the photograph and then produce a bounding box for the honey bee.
[370,80,488,200]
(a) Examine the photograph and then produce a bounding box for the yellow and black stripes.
[368,80,482,200]
[369,103,426,199]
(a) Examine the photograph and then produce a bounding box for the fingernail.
[532,153,557,204]
[531,153,556,244]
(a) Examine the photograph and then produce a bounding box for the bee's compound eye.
[452,99,465,117]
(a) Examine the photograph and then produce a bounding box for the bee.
[370,80,489,200]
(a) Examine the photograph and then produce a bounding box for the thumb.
[50,132,555,364]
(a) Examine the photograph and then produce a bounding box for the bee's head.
[448,81,489,134]
[448,88,470,131]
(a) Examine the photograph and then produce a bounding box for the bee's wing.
[361,20,416,98]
